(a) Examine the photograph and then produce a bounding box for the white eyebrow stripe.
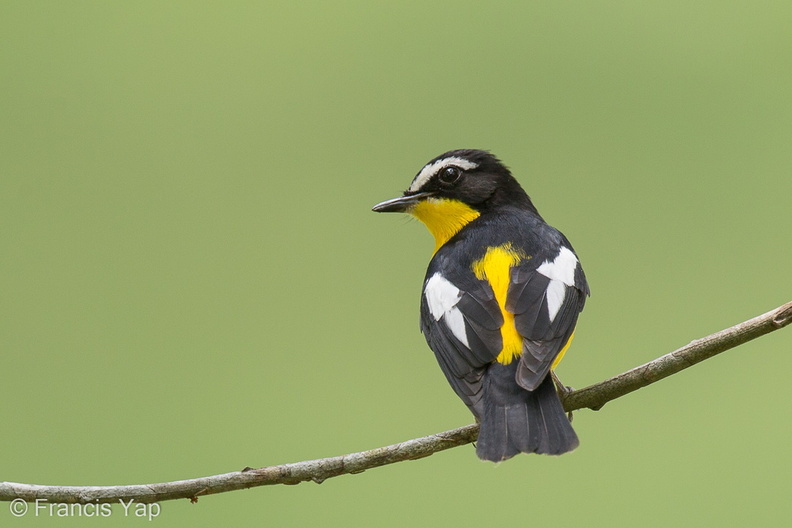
[408,156,479,192]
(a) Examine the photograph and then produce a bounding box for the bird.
[372,149,589,462]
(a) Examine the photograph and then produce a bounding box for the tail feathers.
[476,371,578,462]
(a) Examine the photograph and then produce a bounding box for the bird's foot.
[551,371,576,422]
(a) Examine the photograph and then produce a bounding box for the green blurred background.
[2,1,790,526]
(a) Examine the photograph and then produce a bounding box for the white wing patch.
[424,272,469,347]
[408,156,479,193]
[536,247,578,322]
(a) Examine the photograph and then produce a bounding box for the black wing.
[420,265,504,419]
[507,246,588,391]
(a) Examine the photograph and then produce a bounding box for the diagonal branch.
[2,301,790,505]
[563,300,792,412]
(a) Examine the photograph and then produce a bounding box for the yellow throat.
[410,198,480,254]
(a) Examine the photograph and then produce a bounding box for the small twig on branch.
[2,301,790,505]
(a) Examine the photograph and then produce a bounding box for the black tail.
[476,362,578,462]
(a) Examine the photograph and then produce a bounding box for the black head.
[372,149,539,215]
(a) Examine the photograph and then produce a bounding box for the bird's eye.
[438,166,462,185]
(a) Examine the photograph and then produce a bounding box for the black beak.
[372,192,434,213]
